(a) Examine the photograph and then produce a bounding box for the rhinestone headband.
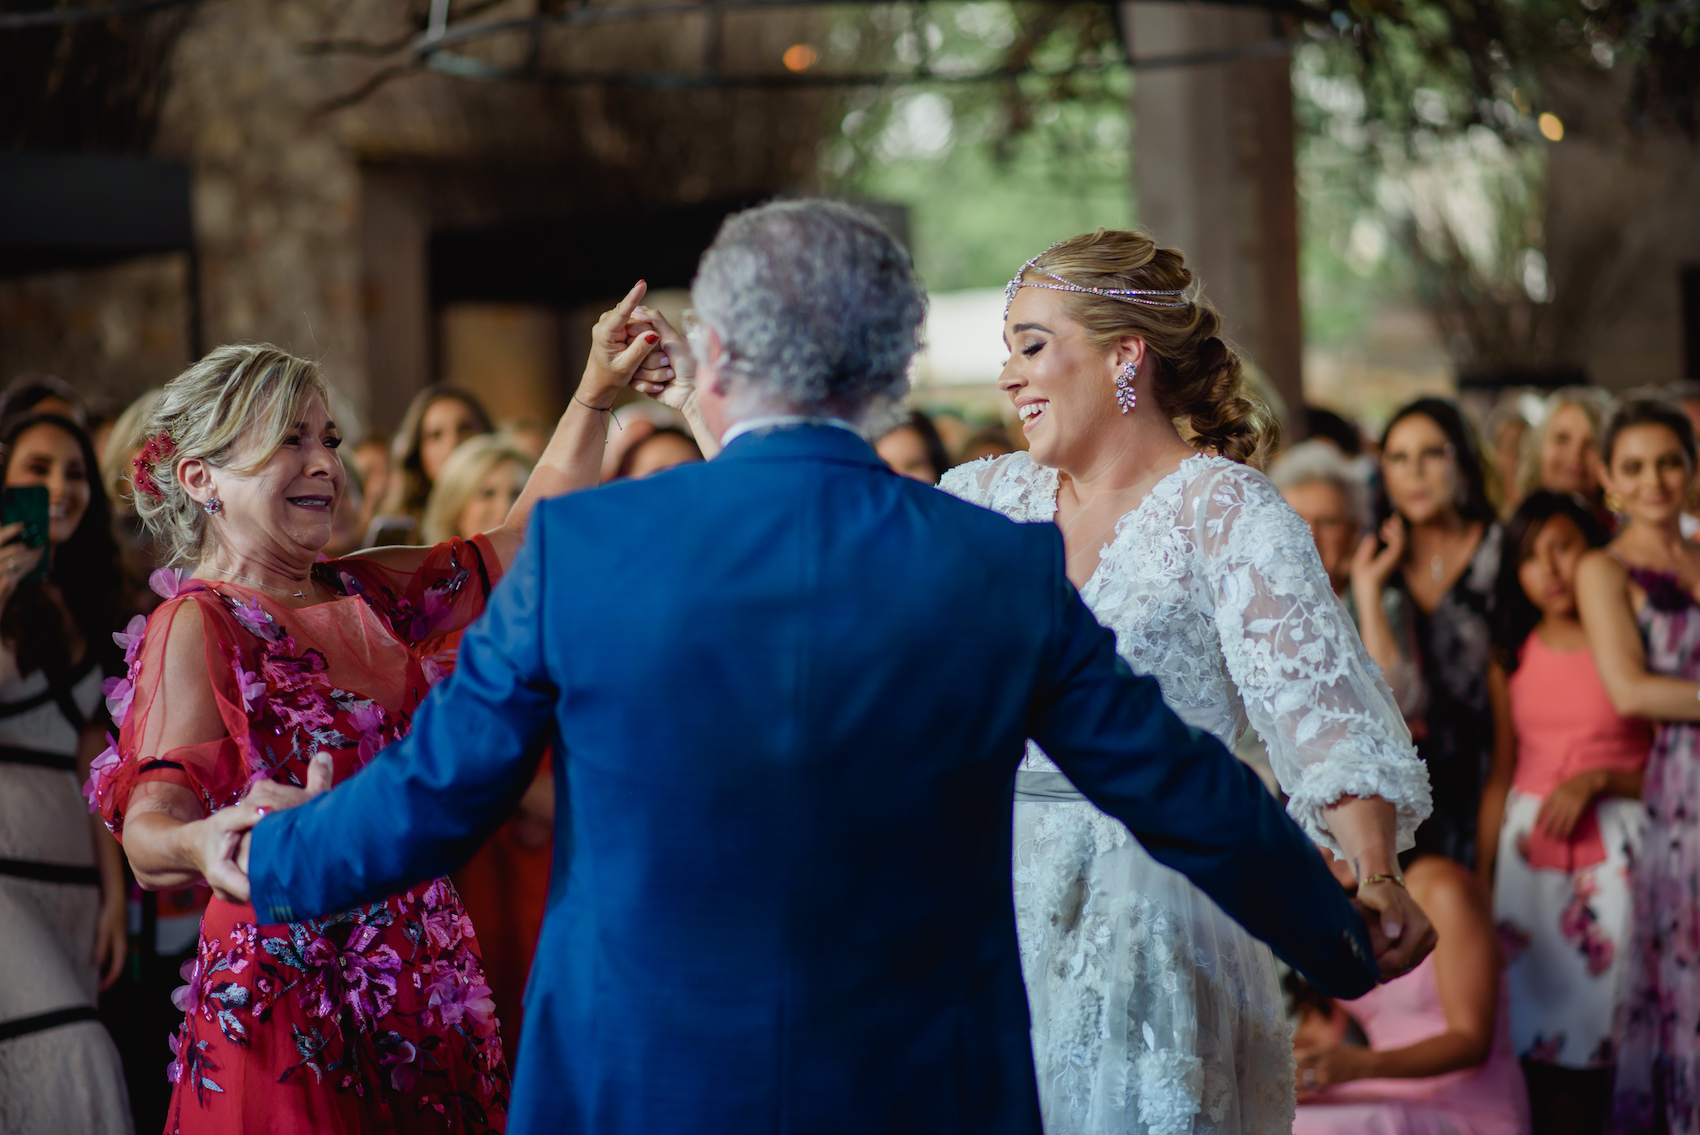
[1003,244,1190,320]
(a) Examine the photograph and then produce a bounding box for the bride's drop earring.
[1115,361,1138,415]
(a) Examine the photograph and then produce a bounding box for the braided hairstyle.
[1026,229,1276,465]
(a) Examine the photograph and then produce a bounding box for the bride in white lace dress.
[940,231,1435,1135]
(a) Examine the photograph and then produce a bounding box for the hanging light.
[782,43,819,73]
[1538,112,1564,141]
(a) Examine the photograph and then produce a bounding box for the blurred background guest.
[374,383,493,540]
[957,421,1017,464]
[426,436,553,1052]
[1270,439,1369,598]
[421,435,533,545]
[1482,398,1532,515]
[1,373,87,426]
[1518,388,1612,530]
[875,410,952,484]
[99,389,170,621]
[1293,851,1527,1135]
[1353,398,1502,866]
[1571,399,1700,1133]
[1480,490,1641,1135]
[612,425,702,481]
[0,411,132,1133]
[350,432,392,526]
[502,419,553,463]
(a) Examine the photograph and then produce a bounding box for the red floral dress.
[88,541,509,1135]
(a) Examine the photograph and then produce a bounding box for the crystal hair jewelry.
[1003,243,1189,320]
[1116,361,1138,415]
[202,496,222,515]
[130,431,176,499]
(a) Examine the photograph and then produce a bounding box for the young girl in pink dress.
[1479,490,1647,1135]
[1292,852,1529,1135]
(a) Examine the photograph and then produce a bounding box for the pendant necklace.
[209,567,310,600]
[1430,554,1445,583]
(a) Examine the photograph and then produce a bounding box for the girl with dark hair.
[1570,399,1700,1133]
[0,412,132,1132]
[1354,397,1503,867]
[1477,491,1642,1135]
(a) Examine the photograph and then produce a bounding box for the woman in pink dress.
[85,286,661,1134]
[1292,852,1530,1135]
[1478,490,1647,1135]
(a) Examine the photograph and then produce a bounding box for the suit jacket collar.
[716,421,887,469]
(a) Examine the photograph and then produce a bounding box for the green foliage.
[817,2,1132,291]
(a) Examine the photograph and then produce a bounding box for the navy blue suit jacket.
[251,424,1376,1134]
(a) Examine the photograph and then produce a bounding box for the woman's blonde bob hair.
[100,386,166,510]
[419,435,533,544]
[133,344,332,566]
[1022,229,1277,465]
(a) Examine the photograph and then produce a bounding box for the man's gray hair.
[691,199,926,425]
[1268,439,1371,529]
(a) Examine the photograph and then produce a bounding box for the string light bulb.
[782,43,818,72]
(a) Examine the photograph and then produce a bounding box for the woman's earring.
[203,496,222,516]
[1115,361,1138,415]
[1605,490,1624,514]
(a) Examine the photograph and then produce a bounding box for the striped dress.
[0,654,133,1133]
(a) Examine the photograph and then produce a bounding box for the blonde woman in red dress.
[86,286,659,1134]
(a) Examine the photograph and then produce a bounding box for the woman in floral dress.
[86,287,659,1133]
[1573,399,1700,1134]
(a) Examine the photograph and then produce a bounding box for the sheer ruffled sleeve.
[326,534,500,655]
[1186,464,1431,853]
[92,591,253,837]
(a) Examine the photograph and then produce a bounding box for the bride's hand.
[1353,880,1436,981]
[626,306,696,411]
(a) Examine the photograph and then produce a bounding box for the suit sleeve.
[1026,528,1378,999]
[248,508,559,924]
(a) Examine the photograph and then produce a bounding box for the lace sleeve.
[939,452,1058,522]
[1187,465,1431,853]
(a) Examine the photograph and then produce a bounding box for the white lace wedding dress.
[941,451,1430,1135]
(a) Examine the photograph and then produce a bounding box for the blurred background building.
[2,0,1698,441]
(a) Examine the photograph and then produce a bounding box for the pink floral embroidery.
[83,734,121,811]
[102,675,135,726]
[149,567,189,599]
[113,614,147,666]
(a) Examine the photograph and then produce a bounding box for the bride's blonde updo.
[1024,229,1276,465]
[133,344,331,565]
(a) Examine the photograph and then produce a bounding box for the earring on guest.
[1115,361,1138,415]
[1605,490,1625,514]
[203,496,222,515]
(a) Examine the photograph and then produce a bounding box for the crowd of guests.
[10,348,1700,1135]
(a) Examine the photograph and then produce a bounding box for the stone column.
[1122,2,1304,432]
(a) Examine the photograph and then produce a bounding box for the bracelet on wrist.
[1360,872,1406,889]
[574,394,618,413]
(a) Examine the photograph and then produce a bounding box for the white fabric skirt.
[1014,796,1294,1135]
[1493,788,1641,1069]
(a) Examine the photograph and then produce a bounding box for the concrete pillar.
[1123,2,1304,432]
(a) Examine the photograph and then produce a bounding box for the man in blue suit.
[232,201,1383,1133]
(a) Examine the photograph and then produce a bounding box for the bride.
[937,230,1435,1135]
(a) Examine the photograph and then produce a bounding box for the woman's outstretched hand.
[579,281,665,408]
